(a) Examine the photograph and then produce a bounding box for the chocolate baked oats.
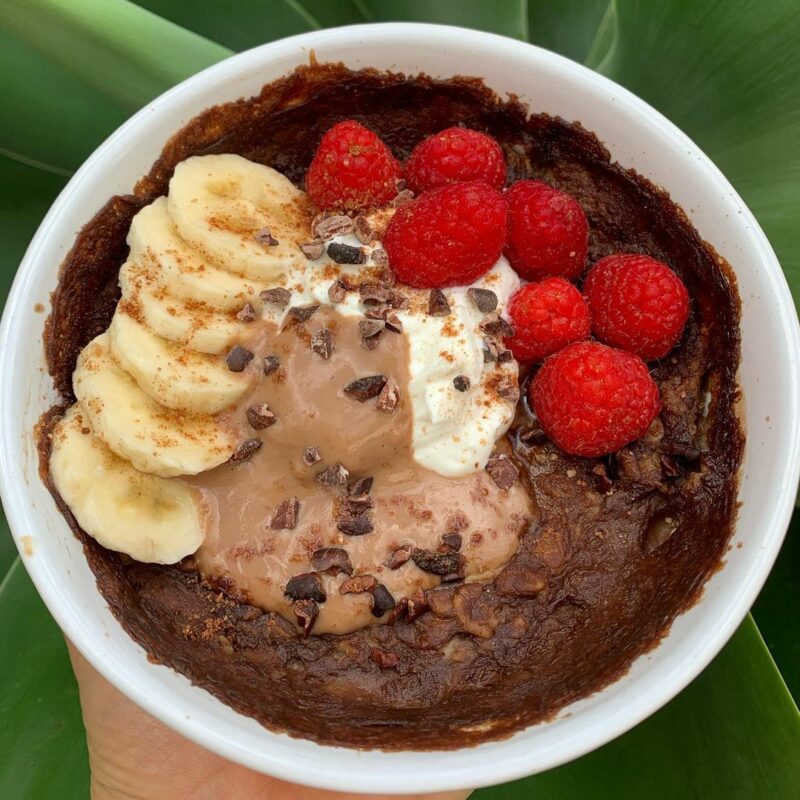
[40,63,742,749]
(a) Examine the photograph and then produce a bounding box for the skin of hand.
[67,643,473,800]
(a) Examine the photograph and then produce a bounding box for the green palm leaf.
[0,1,798,797]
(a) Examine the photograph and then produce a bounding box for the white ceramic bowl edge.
[1,24,798,794]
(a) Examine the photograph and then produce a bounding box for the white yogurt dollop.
[401,259,519,476]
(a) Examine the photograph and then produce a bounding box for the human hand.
[68,643,472,800]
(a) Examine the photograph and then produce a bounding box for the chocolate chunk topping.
[328,279,347,304]
[453,375,471,392]
[315,462,350,485]
[229,438,262,465]
[287,304,320,323]
[348,476,374,496]
[292,598,319,636]
[284,572,326,602]
[467,287,498,312]
[310,328,334,359]
[495,377,520,402]
[344,374,386,402]
[388,290,408,309]
[263,354,280,376]
[371,247,389,266]
[376,376,400,414]
[254,227,279,246]
[270,497,300,530]
[341,494,374,515]
[313,214,354,240]
[300,240,325,260]
[384,545,412,570]
[359,282,391,306]
[386,587,429,624]
[495,563,547,598]
[391,188,414,207]
[302,446,322,466]
[340,575,378,594]
[440,532,463,551]
[246,403,276,430]
[411,547,464,576]
[327,242,366,264]
[484,336,514,364]
[260,287,291,306]
[384,313,403,334]
[236,302,257,322]
[337,514,375,536]
[364,304,389,321]
[428,289,451,317]
[225,345,253,373]
[354,215,373,243]
[370,648,399,669]
[371,584,396,617]
[498,349,514,364]
[359,319,384,350]
[485,453,519,489]
[311,547,353,576]
[480,312,514,337]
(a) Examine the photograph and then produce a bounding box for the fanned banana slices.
[108,312,249,415]
[167,154,309,281]
[50,407,207,564]
[51,154,312,562]
[74,334,238,477]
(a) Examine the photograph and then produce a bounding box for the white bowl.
[1,23,798,795]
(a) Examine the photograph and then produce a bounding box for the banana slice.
[119,260,246,355]
[108,311,251,414]
[167,154,310,281]
[128,198,270,311]
[50,406,206,564]
[73,334,237,477]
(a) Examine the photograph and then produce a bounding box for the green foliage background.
[0,1,798,797]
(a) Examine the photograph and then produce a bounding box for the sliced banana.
[128,198,270,311]
[119,260,246,355]
[108,311,250,414]
[50,406,206,564]
[73,334,237,477]
[167,154,310,282]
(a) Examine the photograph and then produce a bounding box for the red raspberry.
[504,180,589,280]
[585,254,689,360]
[505,278,590,362]
[306,120,402,212]
[405,127,506,193]
[383,181,507,288]
[530,341,661,457]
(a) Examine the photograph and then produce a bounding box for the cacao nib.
[284,572,326,602]
[311,547,353,576]
[371,584,396,617]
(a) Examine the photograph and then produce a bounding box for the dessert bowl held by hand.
[1,24,799,795]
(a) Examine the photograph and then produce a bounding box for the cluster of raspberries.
[306,121,690,458]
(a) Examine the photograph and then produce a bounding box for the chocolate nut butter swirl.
[40,63,742,749]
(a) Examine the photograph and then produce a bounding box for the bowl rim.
[1,22,799,794]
